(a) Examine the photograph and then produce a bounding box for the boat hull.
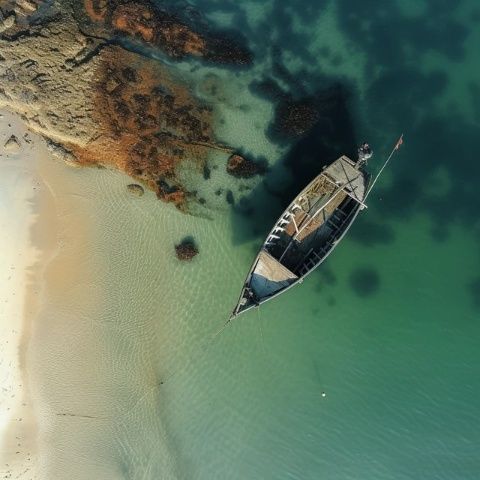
[231,155,369,318]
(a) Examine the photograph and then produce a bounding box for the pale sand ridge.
[0,109,93,479]
[0,109,46,478]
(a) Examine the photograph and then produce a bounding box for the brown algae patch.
[81,0,251,64]
[65,46,217,210]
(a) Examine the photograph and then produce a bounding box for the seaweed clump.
[175,238,199,261]
[81,0,253,65]
[226,154,267,178]
[249,78,321,142]
[274,98,320,138]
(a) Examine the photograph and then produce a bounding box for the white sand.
[0,111,44,477]
[0,108,123,480]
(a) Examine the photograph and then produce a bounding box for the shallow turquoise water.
[138,1,480,478]
[148,3,480,479]
[40,1,480,478]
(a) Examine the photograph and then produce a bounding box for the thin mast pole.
[365,134,403,200]
[321,173,368,209]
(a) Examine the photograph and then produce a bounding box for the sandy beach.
[0,109,52,478]
[0,109,100,479]
[0,106,186,479]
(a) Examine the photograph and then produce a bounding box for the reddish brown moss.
[83,0,108,21]
[80,0,252,64]
[111,3,156,43]
[67,46,217,210]
[226,154,267,178]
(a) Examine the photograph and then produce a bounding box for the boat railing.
[265,204,303,248]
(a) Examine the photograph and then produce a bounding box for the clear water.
[35,1,480,479]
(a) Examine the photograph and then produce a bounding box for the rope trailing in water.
[162,306,249,384]
[211,318,233,340]
[365,134,404,201]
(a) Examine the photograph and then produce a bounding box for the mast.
[365,134,404,200]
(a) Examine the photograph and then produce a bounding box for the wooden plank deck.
[283,184,347,242]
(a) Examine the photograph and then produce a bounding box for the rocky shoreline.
[79,0,253,65]
[0,0,255,211]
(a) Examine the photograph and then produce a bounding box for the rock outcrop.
[0,13,15,33]
[45,139,79,167]
[0,0,252,210]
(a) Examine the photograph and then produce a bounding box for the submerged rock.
[226,189,235,205]
[175,239,198,261]
[226,154,266,178]
[127,183,144,197]
[203,164,211,180]
[274,98,319,138]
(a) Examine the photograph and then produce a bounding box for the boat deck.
[283,190,348,242]
[266,156,367,273]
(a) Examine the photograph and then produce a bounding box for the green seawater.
[40,1,480,479]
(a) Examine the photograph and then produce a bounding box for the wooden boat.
[231,150,371,319]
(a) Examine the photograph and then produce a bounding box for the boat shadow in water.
[230,81,359,247]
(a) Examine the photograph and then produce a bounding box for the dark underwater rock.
[273,98,320,138]
[226,154,266,178]
[203,164,211,180]
[175,239,198,261]
[226,189,235,205]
